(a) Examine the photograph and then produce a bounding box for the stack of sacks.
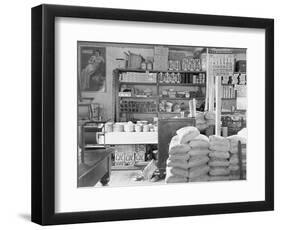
[208,135,231,181]
[187,134,210,182]
[204,111,216,127]
[165,126,202,183]
[165,135,190,183]
[194,112,208,132]
[227,135,247,180]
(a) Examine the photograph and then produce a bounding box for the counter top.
[104,132,158,145]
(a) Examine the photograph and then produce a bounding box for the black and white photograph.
[29,3,275,226]
[77,42,247,187]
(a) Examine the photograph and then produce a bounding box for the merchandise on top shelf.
[154,46,169,71]
[157,72,206,84]
[120,100,157,113]
[119,72,157,83]
[124,51,144,69]
[181,57,202,71]
[168,60,181,71]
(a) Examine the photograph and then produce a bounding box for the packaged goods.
[209,145,230,152]
[134,144,146,162]
[206,119,216,126]
[165,175,188,183]
[188,165,210,179]
[187,156,209,168]
[209,135,230,146]
[209,151,230,159]
[188,174,210,182]
[229,174,240,180]
[229,164,240,171]
[208,159,230,167]
[209,167,230,176]
[105,122,113,132]
[166,159,189,170]
[188,148,210,157]
[166,166,189,178]
[113,123,124,132]
[205,111,216,120]
[176,126,200,144]
[142,160,157,180]
[169,135,191,155]
[209,176,230,181]
[189,134,210,148]
[168,153,190,161]
[229,154,239,164]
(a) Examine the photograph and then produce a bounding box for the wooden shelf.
[119,96,158,99]
[111,165,145,171]
[159,112,181,114]
[116,68,206,74]
[119,82,157,85]
[159,83,206,86]
[159,97,205,100]
[115,68,207,122]
[120,111,158,114]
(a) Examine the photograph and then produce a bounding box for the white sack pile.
[188,111,216,133]
[165,135,190,183]
[187,134,210,182]
[208,135,231,181]
[227,135,247,180]
[204,111,216,127]
[165,127,211,183]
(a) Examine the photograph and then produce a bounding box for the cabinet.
[114,68,207,122]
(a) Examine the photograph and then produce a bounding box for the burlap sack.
[165,175,188,183]
[209,151,230,159]
[168,153,190,161]
[188,165,210,178]
[187,156,209,168]
[208,159,230,167]
[169,136,191,155]
[166,159,189,170]
[209,167,230,176]
[188,174,210,182]
[166,166,188,178]
[176,126,200,144]
[209,175,230,181]
[188,148,210,157]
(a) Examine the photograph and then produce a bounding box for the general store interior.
[77,42,247,187]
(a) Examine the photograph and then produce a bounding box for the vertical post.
[215,75,222,136]
[204,48,209,111]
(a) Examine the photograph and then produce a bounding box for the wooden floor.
[95,169,165,187]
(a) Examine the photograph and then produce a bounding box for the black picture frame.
[31,4,274,225]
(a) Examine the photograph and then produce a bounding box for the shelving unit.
[114,68,206,122]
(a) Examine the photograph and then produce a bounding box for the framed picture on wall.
[31,4,274,226]
[78,43,106,92]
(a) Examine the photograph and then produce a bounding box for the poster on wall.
[78,43,106,92]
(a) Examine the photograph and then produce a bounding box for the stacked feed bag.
[195,112,208,132]
[165,135,190,183]
[204,111,216,127]
[208,135,231,181]
[187,134,210,182]
[165,127,211,183]
[227,135,247,180]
